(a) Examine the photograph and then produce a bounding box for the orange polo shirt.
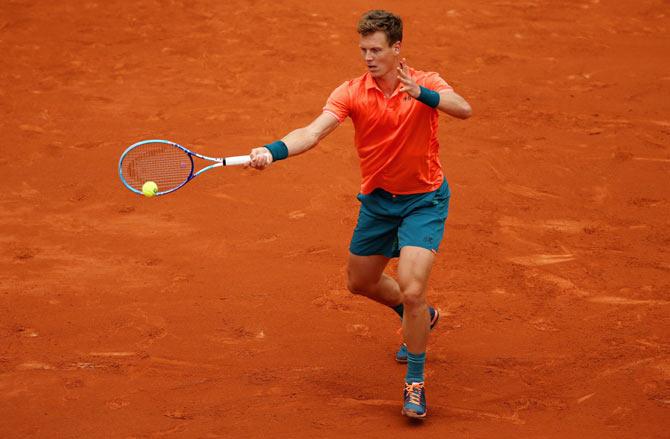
[323,68,452,195]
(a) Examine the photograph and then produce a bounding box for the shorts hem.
[399,243,440,253]
[349,246,397,259]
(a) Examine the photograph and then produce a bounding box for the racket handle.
[224,155,251,166]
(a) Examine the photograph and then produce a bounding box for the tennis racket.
[118,139,250,196]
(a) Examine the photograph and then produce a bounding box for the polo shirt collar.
[364,72,378,90]
[363,71,409,98]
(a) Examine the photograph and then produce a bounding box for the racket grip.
[224,155,251,166]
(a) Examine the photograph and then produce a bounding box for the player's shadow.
[405,417,426,426]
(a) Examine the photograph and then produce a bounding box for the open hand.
[397,59,420,99]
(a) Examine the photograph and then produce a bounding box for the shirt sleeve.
[422,72,453,93]
[322,82,351,123]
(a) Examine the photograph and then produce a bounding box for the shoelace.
[404,382,424,406]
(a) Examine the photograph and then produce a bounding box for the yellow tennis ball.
[142,181,158,197]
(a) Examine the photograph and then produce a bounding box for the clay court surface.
[1,0,669,437]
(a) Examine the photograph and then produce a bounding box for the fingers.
[396,58,411,80]
[397,59,420,98]
[248,147,273,170]
[399,58,410,73]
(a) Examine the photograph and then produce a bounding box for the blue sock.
[405,351,426,383]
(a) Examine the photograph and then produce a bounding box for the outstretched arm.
[248,112,340,170]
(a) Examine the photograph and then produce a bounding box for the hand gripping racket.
[118,139,250,196]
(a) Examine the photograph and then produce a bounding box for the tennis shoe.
[401,381,427,419]
[395,307,440,363]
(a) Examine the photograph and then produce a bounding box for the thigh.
[347,253,391,288]
[398,188,450,253]
[349,200,401,258]
[397,246,435,294]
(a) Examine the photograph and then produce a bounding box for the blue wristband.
[417,86,440,108]
[264,140,289,161]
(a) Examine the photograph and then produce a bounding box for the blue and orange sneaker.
[402,381,427,419]
[395,307,440,363]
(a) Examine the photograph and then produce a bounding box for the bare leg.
[346,253,403,307]
[397,246,435,354]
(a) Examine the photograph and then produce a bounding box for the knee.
[402,285,426,308]
[347,276,371,296]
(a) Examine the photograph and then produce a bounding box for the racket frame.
[118,139,249,196]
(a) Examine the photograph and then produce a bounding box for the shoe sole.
[401,407,427,419]
[395,308,441,363]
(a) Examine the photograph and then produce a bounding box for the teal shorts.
[349,179,451,258]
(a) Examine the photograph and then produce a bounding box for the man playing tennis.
[248,10,471,419]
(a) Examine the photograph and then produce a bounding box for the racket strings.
[121,143,193,192]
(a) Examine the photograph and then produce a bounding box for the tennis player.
[248,10,471,419]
